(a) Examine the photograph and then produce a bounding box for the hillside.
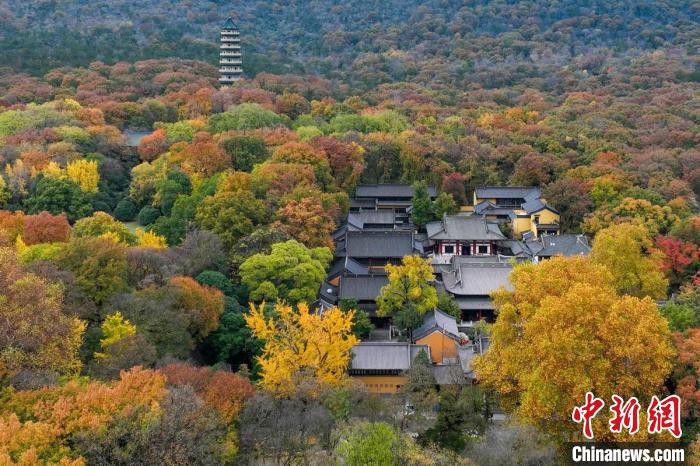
[1,0,699,90]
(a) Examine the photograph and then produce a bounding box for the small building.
[351,184,437,213]
[337,273,389,314]
[413,309,466,365]
[439,258,514,324]
[522,233,591,263]
[471,186,560,238]
[424,214,507,261]
[219,17,243,85]
[335,230,421,270]
[349,342,430,394]
[347,210,410,231]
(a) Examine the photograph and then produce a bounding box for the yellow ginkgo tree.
[244,302,358,394]
[376,255,437,334]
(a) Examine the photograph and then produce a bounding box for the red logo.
[609,395,641,435]
[647,395,682,438]
[572,392,605,439]
[572,393,683,439]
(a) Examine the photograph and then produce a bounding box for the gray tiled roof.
[347,210,397,230]
[344,231,416,258]
[327,257,368,279]
[442,262,513,296]
[425,215,506,241]
[355,184,437,199]
[475,186,541,201]
[473,201,517,216]
[433,364,468,385]
[338,274,389,301]
[526,234,591,257]
[350,342,431,370]
[414,309,460,341]
[522,198,559,215]
[454,296,494,310]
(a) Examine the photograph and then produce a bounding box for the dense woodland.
[0,1,699,464]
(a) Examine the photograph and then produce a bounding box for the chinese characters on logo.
[571,392,681,439]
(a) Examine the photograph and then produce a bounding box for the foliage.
[244,302,358,393]
[66,159,100,193]
[0,247,85,385]
[377,256,438,332]
[72,211,136,245]
[275,197,335,248]
[0,367,166,464]
[659,303,696,333]
[21,212,71,245]
[222,136,269,172]
[169,276,225,341]
[473,256,675,439]
[135,228,167,248]
[239,240,331,304]
[159,363,255,423]
[208,103,284,133]
[335,421,397,466]
[590,223,668,299]
[437,291,461,320]
[56,236,128,304]
[411,181,433,228]
[195,190,269,251]
[24,176,93,223]
[97,311,136,352]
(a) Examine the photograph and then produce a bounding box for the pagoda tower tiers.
[219,17,242,85]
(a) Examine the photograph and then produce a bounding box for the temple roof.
[425,214,505,241]
[222,17,238,30]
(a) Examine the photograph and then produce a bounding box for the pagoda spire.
[219,17,242,86]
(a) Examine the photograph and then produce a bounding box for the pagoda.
[219,17,242,85]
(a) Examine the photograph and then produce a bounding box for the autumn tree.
[56,236,128,304]
[72,211,136,244]
[270,141,334,189]
[244,302,357,393]
[66,159,100,193]
[655,236,700,288]
[376,255,438,333]
[90,312,157,380]
[195,190,269,251]
[473,256,675,440]
[160,363,255,423]
[590,223,668,299]
[239,240,331,304]
[169,276,225,341]
[137,128,168,162]
[0,247,85,386]
[21,211,71,245]
[24,176,93,223]
[0,368,167,464]
[173,132,231,177]
[441,173,466,205]
[275,92,310,119]
[275,197,335,248]
[583,197,680,236]
[312,137,365,191]
[671,329,700,429]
